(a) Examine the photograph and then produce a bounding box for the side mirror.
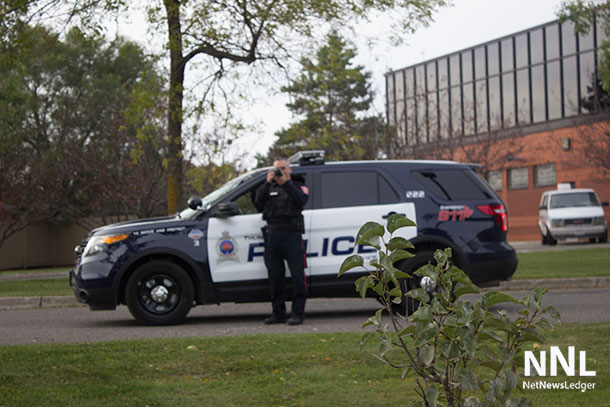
[187,196,203,210]
[602,201,609,207]
[538,205,546,210]
[211,202,239,218]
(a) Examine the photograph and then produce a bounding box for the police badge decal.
[216,231,239,264]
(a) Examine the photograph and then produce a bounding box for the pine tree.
[264,32,387,163]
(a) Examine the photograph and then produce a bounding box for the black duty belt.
[267,222,302,232]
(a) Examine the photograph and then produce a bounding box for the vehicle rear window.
[549,192,599,208]
[413,169,495,201]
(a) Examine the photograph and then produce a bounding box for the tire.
[126,260,194,325]
[599,231,608,243]
[545,228,557,246]
[394,251,436,317]
[541,233,548,245]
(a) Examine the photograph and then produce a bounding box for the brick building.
[385,18,610,241]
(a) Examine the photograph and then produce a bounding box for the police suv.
[70,151,517,325]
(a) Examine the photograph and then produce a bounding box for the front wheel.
[545,227,557,246]
[126,260,194,325]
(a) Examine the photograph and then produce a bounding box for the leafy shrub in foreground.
[339,214,561,407]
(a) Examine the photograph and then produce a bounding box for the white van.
[538,185,608,245]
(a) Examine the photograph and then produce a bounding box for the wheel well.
[118,254,202,305]
[409,241,466,271]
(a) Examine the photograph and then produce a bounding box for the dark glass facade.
[386,18,608,145]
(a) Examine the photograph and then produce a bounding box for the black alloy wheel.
[126,260,194,325]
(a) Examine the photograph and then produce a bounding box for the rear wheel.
[599,231,608,243]
[126,260,194,325]
[394,251,436,317]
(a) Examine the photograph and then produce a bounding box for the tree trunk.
[164,0,185,215]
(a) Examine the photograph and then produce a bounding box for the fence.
[0,221,93,270]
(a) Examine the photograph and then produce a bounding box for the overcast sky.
[243,0,568,163]
[117,0,568,166]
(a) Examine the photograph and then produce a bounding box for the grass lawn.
[514,247,610,279]
[0,278,72,297]
[0,323,607,407]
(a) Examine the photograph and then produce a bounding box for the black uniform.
[254,178,309,323]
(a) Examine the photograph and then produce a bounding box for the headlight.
[83,234,129,257]
[551,219,564,228]
[592,216,606,226]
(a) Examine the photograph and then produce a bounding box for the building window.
[487,171,503,191]
[535,163,556,187]
[508,167,529,189]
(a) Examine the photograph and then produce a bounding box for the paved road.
[1,288,608,346]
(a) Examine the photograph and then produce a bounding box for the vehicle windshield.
[179,169,263,219]
[549,192,600,209]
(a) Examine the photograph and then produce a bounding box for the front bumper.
[70,267,117,311]
[548,225,606,239]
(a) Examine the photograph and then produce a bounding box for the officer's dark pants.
[264,230,307,320]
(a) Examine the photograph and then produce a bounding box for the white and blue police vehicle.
[70,151,517,325]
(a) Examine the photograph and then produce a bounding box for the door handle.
[382,211,405,219]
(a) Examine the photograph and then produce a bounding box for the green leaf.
[459,369,479,392]
[359,332,375,349]
[386,213,417,234]
[478,329,505,343]
[426,385,439,407]
[398,325,418,337]
[389,249,415,263]
[354,275,375,299]
[453,281,480,298]
[355,221,385,249]
[387,236,414,251]
[415,327,437,347]
[406,288,430,304]
[483,315,514,333]
[433,249,449,265]
[543,305,561,322]
[338,254,363,276]
[503,369,518,393]
[420,344,435,366]
[481,291,517,309]
[389,287,402,298]
[409,306,434,323]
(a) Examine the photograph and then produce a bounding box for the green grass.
[0,323,608,407]
[0,267,70,276]
[514,247,610,279]
[0,278,72,297]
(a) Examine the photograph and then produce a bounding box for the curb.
[1,277,608,311]
[496,276,610,291]
[0,295,85,310]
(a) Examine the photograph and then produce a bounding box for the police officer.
[254,158,309,325]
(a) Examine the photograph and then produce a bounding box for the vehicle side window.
[412,169,494,201]
[320,171,399,209]
[233,188,259,215]
[541,195,548,208]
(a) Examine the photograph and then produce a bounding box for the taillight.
[477,204,508,232]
